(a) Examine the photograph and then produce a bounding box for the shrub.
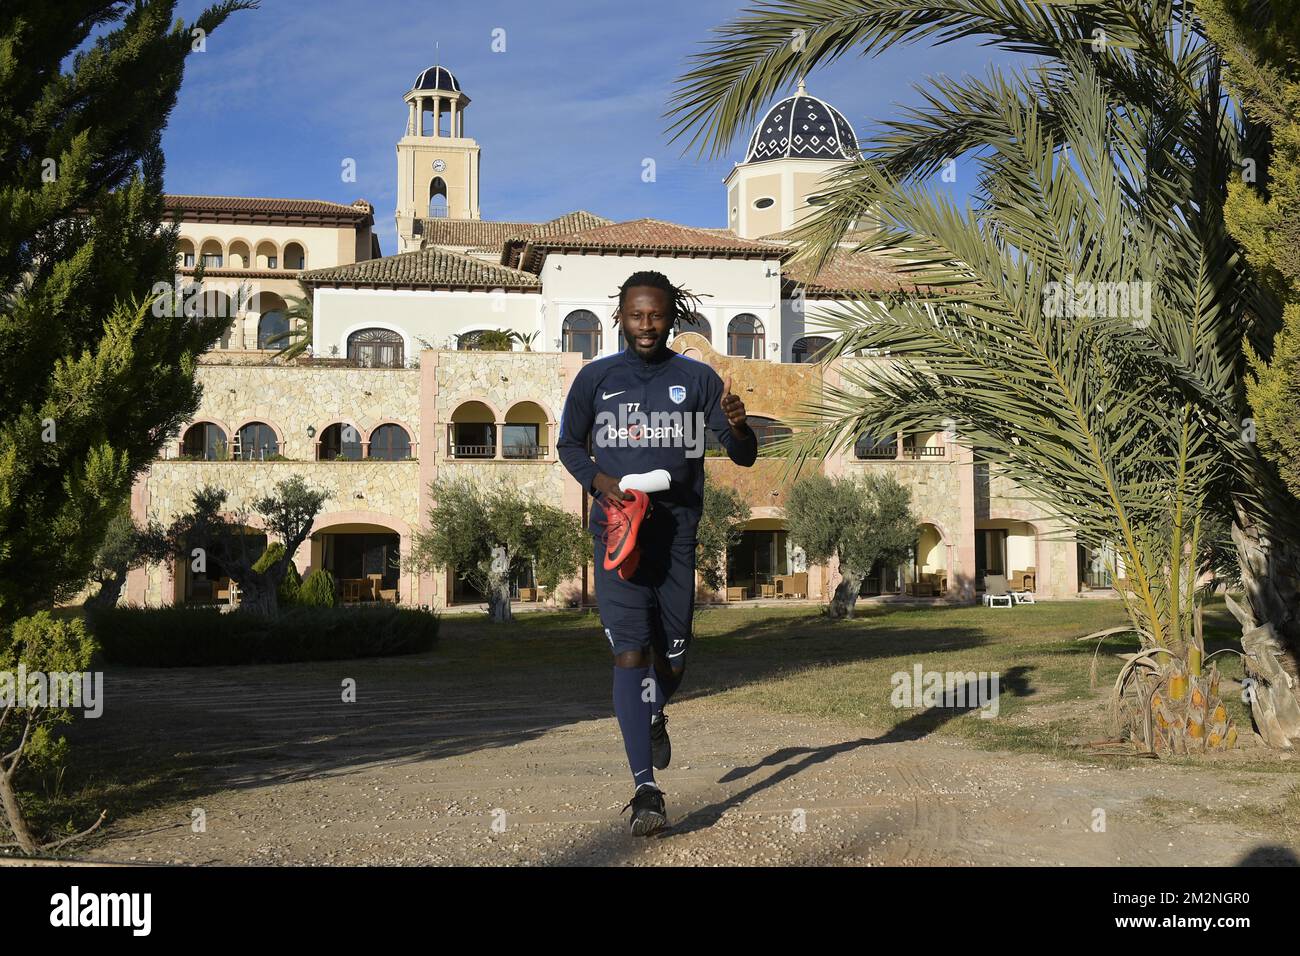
[86,604,438,666]
[252,542,301,605]
[297,568,338,608]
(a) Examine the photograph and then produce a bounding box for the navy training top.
[556,346,759,542]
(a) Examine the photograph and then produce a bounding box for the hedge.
[86,604,438,666]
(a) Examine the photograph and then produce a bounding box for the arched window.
[791,335,833,363]
[282,242,306,270]
[728,313,765,359]
[182,422,227,460]
[677,312,711,340]
[562,310,601,359]
[237,422,278,460]
[199,239,223,269]
[369,424,412,461]
[318,422,362,461]
[429,177,448,218]
[258,310,288,349]
[347,328,405,368]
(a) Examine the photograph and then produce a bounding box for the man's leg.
[594,538,658,792]
[652,538,697,712]
[612,648,656,790]
[648,644,684,721]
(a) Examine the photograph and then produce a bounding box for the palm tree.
[264,281,313,361]
[667,0,1300,750]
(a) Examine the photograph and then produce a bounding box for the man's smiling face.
[619,286,674,360]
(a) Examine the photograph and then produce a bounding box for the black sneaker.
[650,712,671,770]
[622,785,667,836]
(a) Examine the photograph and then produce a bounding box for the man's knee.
[614,649,648,668]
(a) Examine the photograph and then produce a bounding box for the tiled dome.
[412,65,461,93]
[744,83,857,163]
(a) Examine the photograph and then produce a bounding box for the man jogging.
[557,270,757,836]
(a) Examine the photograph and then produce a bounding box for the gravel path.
[67,654,1300,866]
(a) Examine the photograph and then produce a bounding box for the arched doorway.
[311,521,403,604]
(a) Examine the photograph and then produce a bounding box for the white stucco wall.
[312,287,544,360]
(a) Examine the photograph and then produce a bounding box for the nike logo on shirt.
[602,390,626,400]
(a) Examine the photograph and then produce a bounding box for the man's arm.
[705,370,758,467]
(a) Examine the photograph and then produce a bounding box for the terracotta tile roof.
[165,195,374,226]
[511,210,613,242]
[517,218,786,271]
[418,218,538,247]
[299,245,541,291]
[500,211,613,266]
[783,250,924,297]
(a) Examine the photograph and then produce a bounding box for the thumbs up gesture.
[721,373,749,433]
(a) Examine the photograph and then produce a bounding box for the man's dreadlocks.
[610,270,709,330]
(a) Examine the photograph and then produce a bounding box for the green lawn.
[435,596,1256,761]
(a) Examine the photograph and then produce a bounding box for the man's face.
[619,286,673,359]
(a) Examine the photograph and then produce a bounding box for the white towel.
[619,469,672,494]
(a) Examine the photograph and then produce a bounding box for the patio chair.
[1010,569,1036,604]
[1010,567,1036,592]
[982,574,1014,608]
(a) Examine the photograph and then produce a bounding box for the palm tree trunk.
[1232,505,1300,745]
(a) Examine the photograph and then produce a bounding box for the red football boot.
[598,489,651,580]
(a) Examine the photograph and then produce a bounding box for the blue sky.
[163,0,1008,255]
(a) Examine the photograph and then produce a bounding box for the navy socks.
[613,665,656,790]
[649,664,683,721]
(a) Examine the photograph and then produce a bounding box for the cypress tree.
[0,1,252,629]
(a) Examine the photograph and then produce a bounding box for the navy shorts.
[592,524,696,667]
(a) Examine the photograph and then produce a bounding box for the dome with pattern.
[744,81,857,163]
[411,65,461,93]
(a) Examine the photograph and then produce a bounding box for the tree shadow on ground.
[543,666,1034,864]
[57,607,1002,846]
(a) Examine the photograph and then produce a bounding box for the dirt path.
[63,652,1299,866]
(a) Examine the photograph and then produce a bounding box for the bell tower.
[396,64,481,253]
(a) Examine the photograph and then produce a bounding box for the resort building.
[126,65,1100,610]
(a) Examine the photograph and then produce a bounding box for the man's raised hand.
[721,373,749,433]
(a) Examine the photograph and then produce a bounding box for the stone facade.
[127,342,1084,610]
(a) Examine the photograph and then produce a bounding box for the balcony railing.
[854,444,898,460]
[503,444,548,460]
[903,446,947,459]
[448,442,496,459]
